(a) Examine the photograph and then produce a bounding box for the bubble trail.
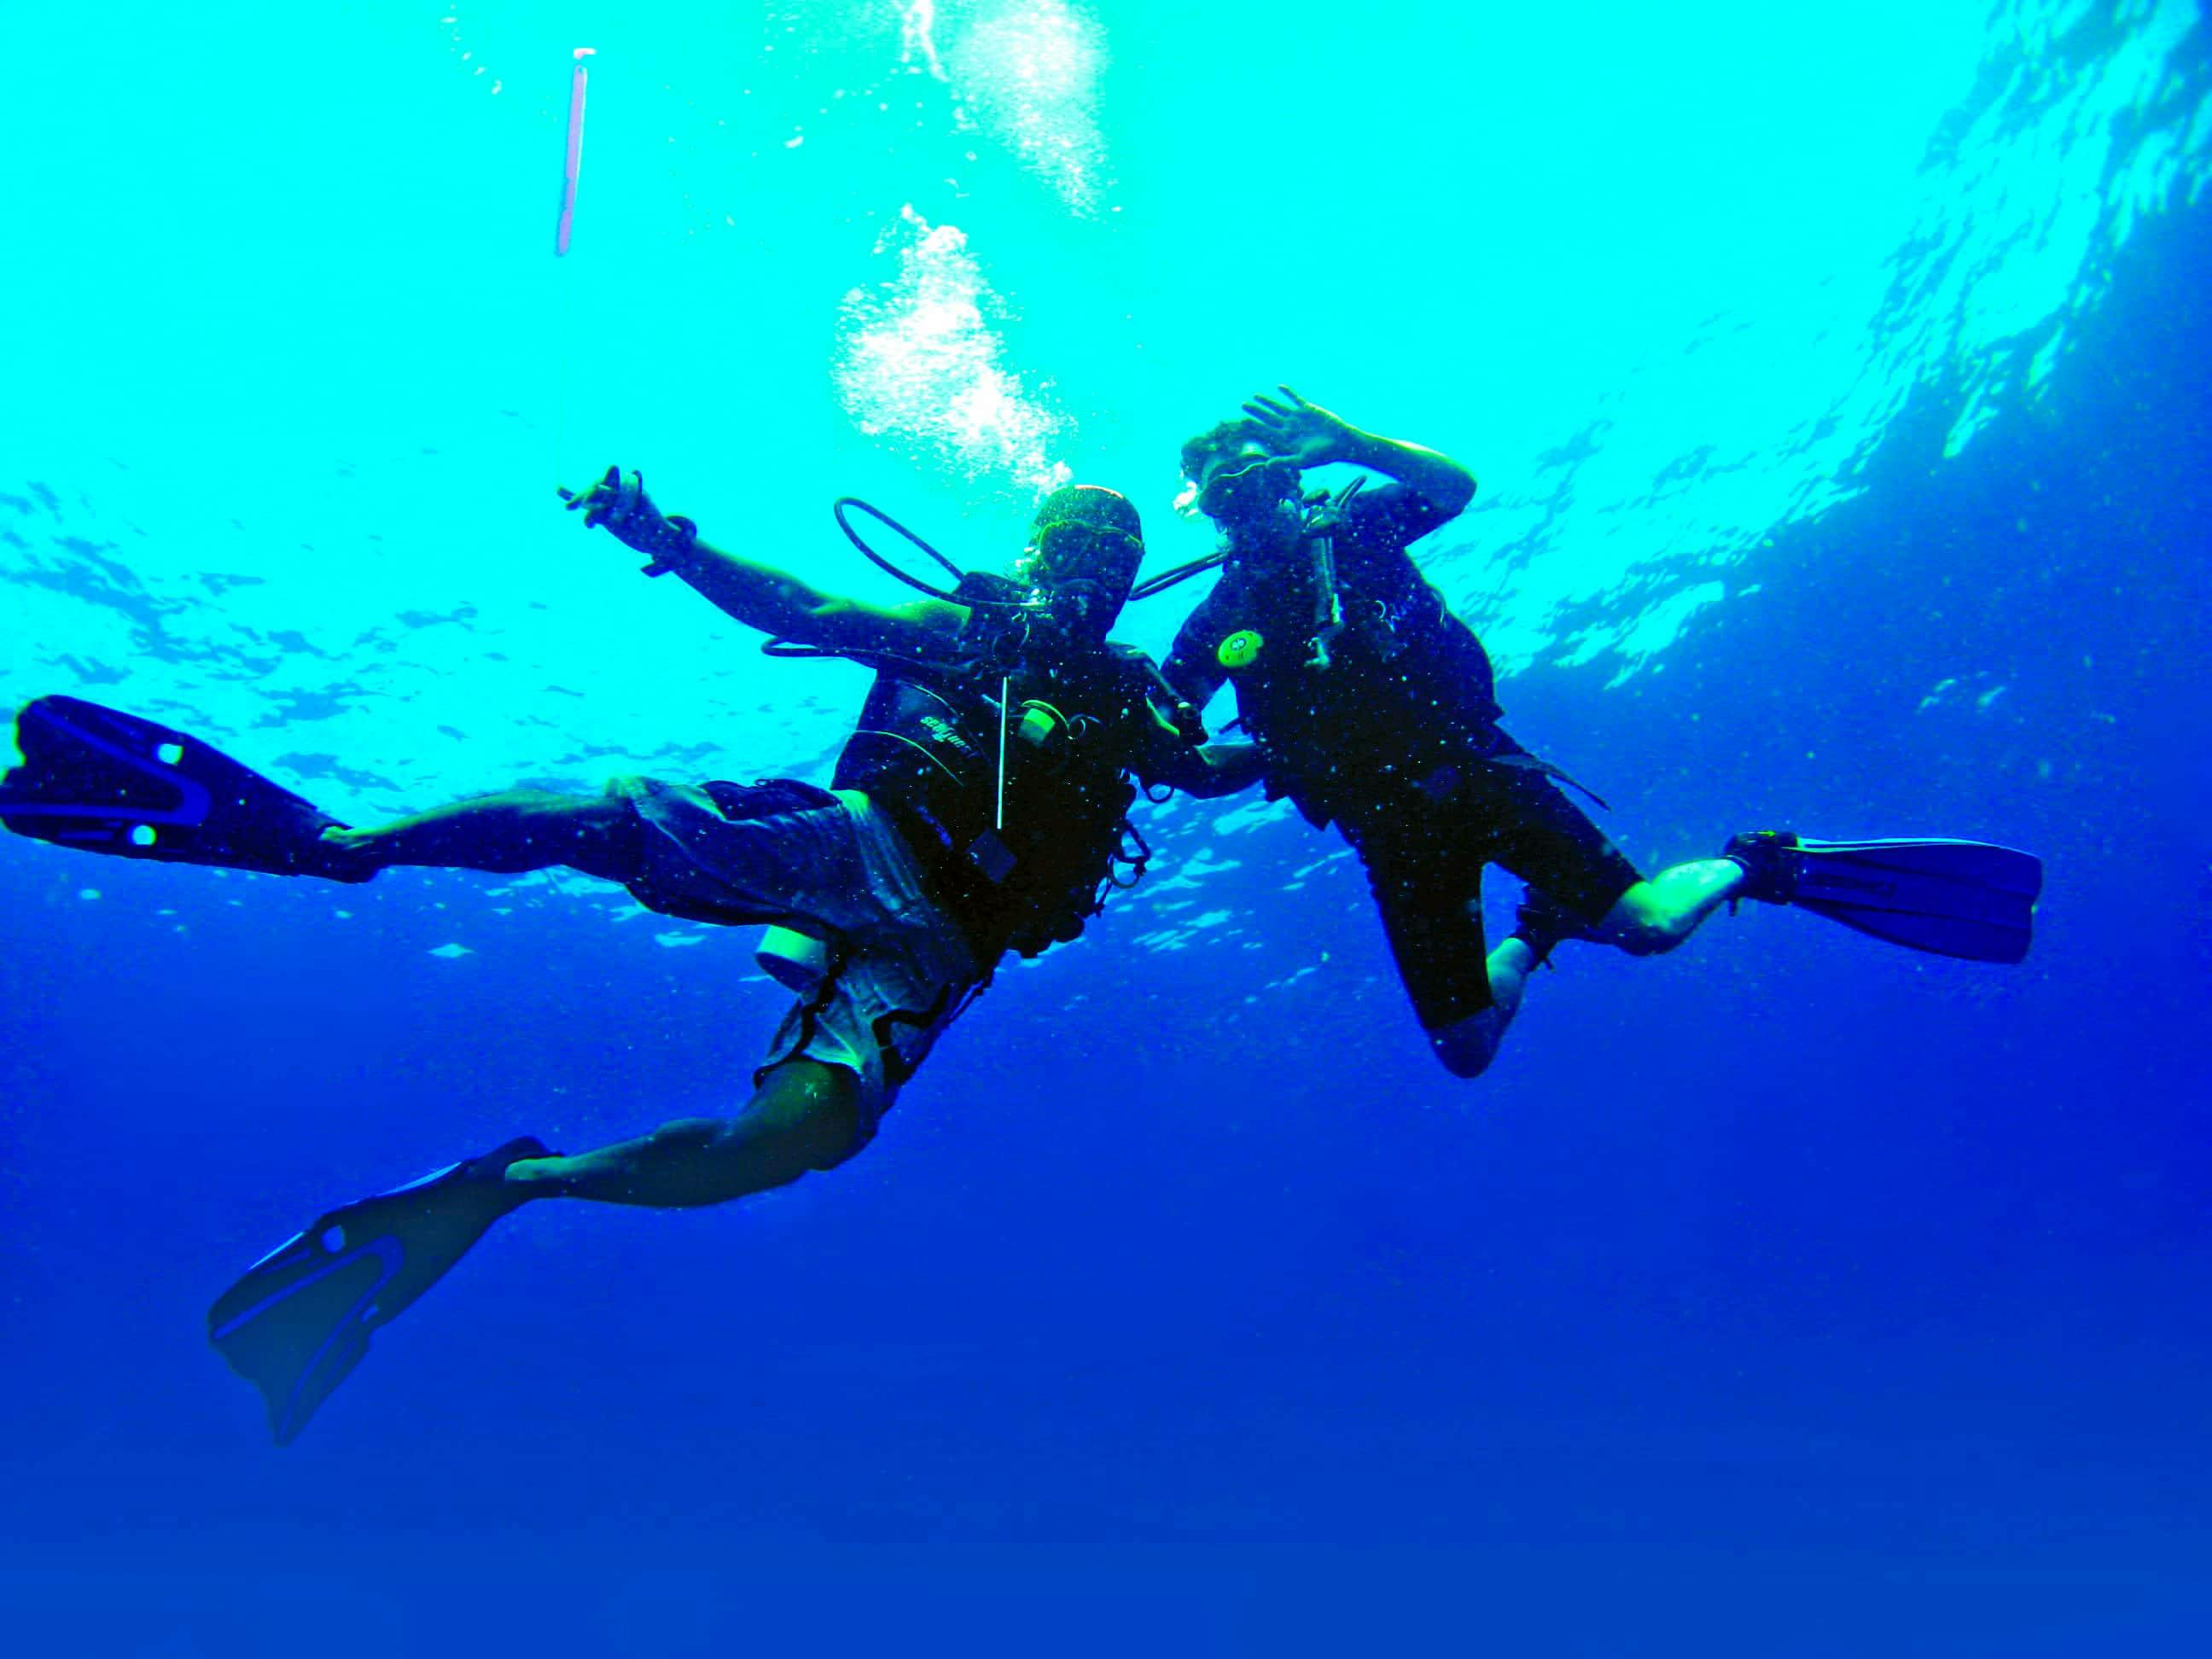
[556,48,596,257]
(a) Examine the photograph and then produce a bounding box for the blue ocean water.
[2,3,2208,1653]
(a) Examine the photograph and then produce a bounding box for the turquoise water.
[6,3,2203,775]
[3,4,2209,1652]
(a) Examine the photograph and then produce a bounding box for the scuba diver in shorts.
[311,471,1256,1170]
[1157,388,2037,1080]
[0,469,1257,1440]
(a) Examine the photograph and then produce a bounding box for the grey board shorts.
[607,778,984,1134]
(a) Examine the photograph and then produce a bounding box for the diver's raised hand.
[1239,386,1363,469]
[556,464,628,529]
[558,466,698,573]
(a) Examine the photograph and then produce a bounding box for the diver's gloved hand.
[1237,385,1364,469]
[558,466,699,576]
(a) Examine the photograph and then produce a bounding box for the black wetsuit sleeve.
[1346,480,1452,550]
[1126,716,1191,791]
[1162,582,1236,713]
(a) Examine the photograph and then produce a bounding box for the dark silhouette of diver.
[1161,387,2042,1079]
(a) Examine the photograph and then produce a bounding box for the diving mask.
[1179,447,1301,520]
[1010,519,1143,623]
[1014,518,1144,582]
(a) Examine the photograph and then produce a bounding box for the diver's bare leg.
[324,791,641,882]
[1423,936,1539,1080]
[502,1060,866,1208]
[1429,859,1750,1078]
[1595,858,1747,955]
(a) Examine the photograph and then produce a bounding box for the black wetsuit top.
[1164,482,1642,1029]
[1163,482,1505,829]
[833,595,1187,960]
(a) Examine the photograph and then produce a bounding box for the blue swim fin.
[1724,831,2043,964]
[0,696,373,881]
[207,1138,550,1445]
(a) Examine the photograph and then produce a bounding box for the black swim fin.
[0,695,373,881]
[1724,831,2044,964]
[207,1137,550,1446]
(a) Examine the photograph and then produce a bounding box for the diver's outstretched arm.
[659,532,963,659]
[562,466,963,659]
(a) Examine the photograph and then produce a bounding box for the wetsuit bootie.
[1721,830,1800,904]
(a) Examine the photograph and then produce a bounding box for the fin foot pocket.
[207,1136,550,1445]
[1721,830,1800,904]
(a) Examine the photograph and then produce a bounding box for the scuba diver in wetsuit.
[1159,387,2041,1080]
[0,470,1256,1441]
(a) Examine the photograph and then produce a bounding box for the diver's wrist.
[637,515,701,578]
[1333,427,1391,469]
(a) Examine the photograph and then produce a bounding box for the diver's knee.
[799,1097,869,1171]
[1612,917,1687,957]
[1599,888,1690,957]
[750,1062,871,1171]
[533,791,643,878]
[1428,1014,1504,1080]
